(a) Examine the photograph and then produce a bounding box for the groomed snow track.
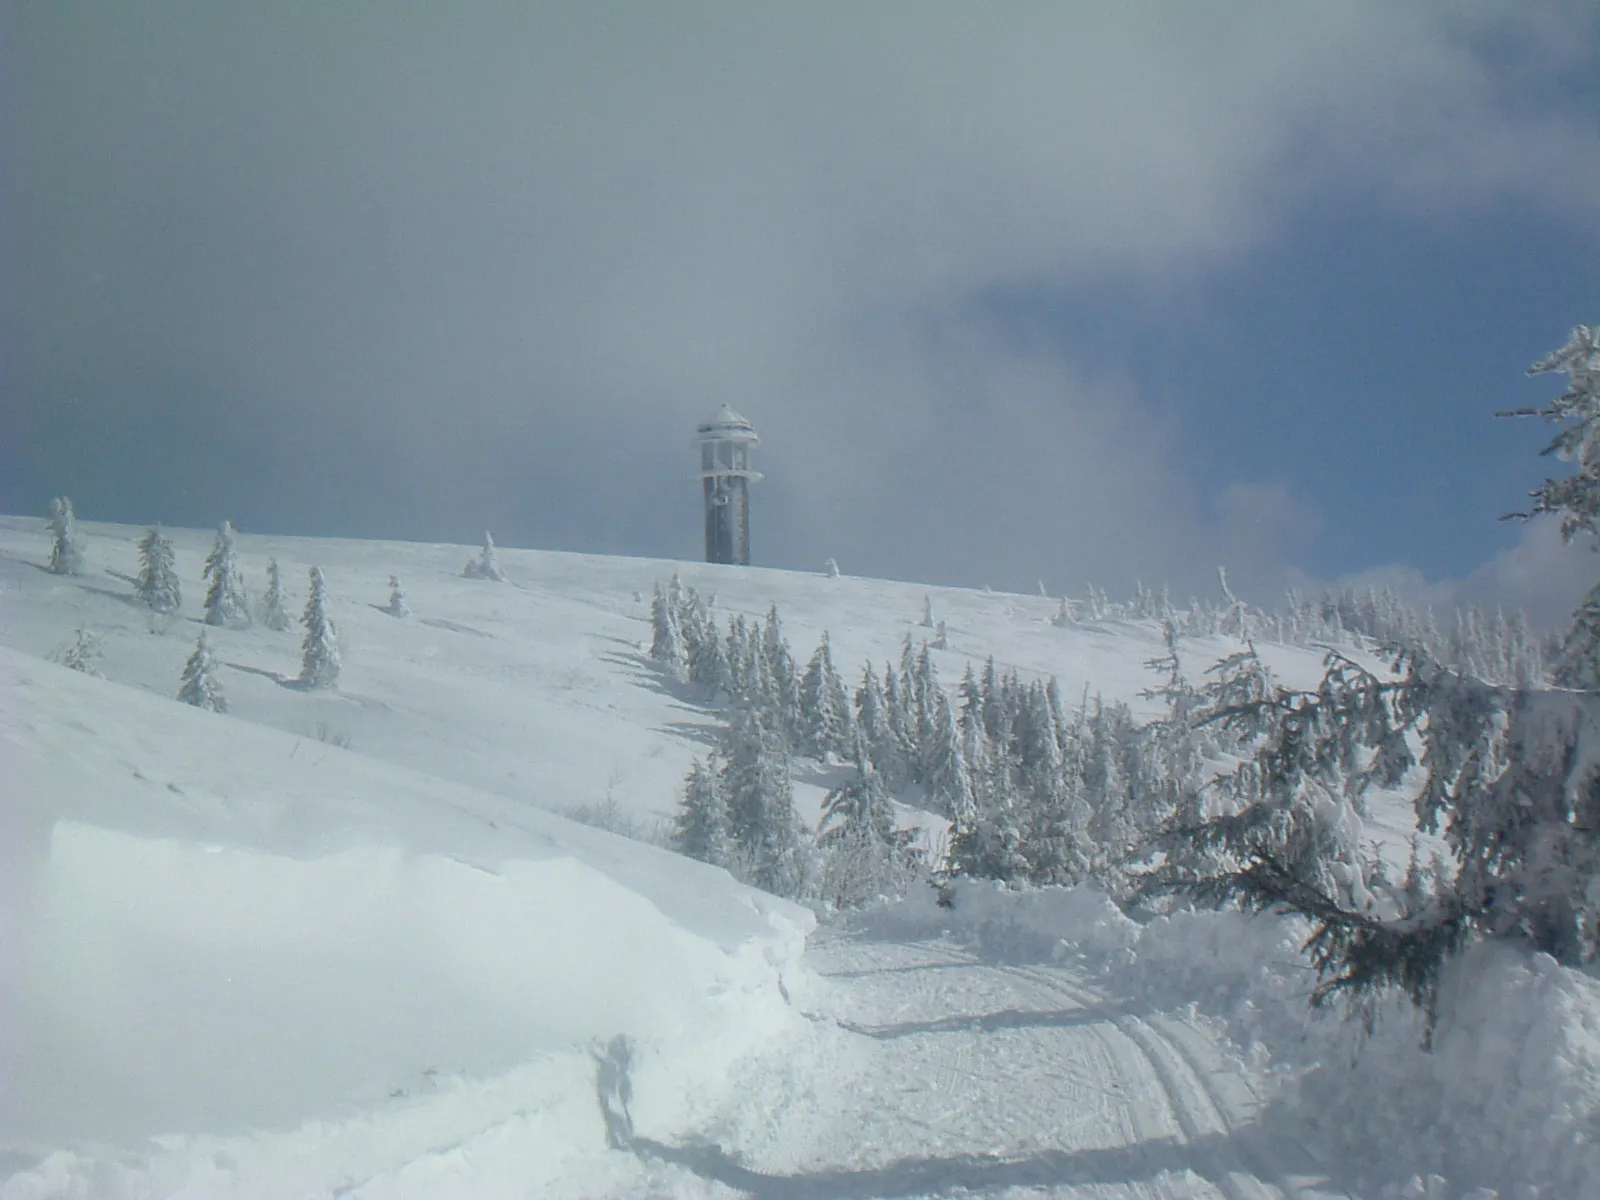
[610,930,1351,1200]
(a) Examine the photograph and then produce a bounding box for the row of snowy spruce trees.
[666,326,1600,1040]
[43,510,342,710]
[653,573,1159,909]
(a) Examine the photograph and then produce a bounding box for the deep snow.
[2,518,1597,1199]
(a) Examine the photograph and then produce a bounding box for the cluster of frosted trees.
[656,579,921,905]
[1054,569,1545,688]
[656,575,1158,908]
[45,513,341,711]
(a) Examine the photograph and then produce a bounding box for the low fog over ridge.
[6,3,1599,615]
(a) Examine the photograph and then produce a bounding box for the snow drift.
[1,648,810,1151]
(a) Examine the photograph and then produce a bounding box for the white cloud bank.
[9,3,1599,597]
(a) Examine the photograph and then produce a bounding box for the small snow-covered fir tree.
[798,632,850,761]
[649,584,685,676]
[385,575,409,617]
[50,627,102,675]
[135,526,181,613]
[203,521,249,627]
[920,595,935,628]
[817,738,908,908]
[261,558,293,631]
[462,531,505,581]
[299,566,341,688]
[177,632,228,712]
[47,496,84,575]
[681,591,729,697]
[674,754,731,867]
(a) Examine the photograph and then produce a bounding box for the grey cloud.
[6,3,1597,595]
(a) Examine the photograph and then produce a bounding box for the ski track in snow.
[609,929,1349,1200]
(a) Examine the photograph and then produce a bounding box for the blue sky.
[4,3,1598,622]
[983,198,1600,582]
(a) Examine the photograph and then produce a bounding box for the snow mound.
[1,649,810,1159]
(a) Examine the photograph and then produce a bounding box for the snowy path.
[620,928,1348,1200]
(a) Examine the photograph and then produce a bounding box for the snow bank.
[1,650,809,1170]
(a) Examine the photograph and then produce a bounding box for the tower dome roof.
[697,404,754,433]
[694,404,759,443]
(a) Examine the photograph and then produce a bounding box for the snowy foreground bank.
[4,521,1600,1198]
[0,651,809,1195]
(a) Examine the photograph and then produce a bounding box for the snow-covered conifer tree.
[177,632,228,712]
[134,526,181,613]
[385,575,409,618]
[817,738,907,908]
[299,566,341,688]
[47,496,84,575]
[649,584,686,677]
[798,632,849,761]
[261,558,293,631]
[920,595,934,628]
[923,688,972,819]
[202,521,249,627]
[760,603,800,742]
[1503,323,1600,540]
[720,702,803,896]
[462,531,505,580]
[674,754,731,867]
[50,627,102,675]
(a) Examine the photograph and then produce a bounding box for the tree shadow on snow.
[225,660,292,685]
[834,1006,1108,1040]
[629,1131,1237,1199]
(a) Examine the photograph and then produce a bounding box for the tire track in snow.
[999,963,1348,1200]
[996,964,1274,1199]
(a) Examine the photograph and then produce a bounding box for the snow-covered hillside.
[4,518,1597,1199]
[0,516,1302,834]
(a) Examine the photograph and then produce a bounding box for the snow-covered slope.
[0,516,1318,834]
[5,517,1598,1199]
[2,644,808,1147]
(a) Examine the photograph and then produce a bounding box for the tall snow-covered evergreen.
[47,496,84,575]
[720,702,803,897]
[798,632,851,761]
[177,632,228,712]
[760,603,800,744]
[817,739,906,908]
[134,527,181,613]
[203,521,249,627]
[673,754,731,867]
[261,558,293,631]
[462,531,506,581]
[299,566,341,689]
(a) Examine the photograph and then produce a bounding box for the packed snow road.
[618,925,1349,1200]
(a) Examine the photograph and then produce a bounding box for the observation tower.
[694,405,761,565]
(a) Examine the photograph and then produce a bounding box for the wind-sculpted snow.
[0,649,808,1160]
